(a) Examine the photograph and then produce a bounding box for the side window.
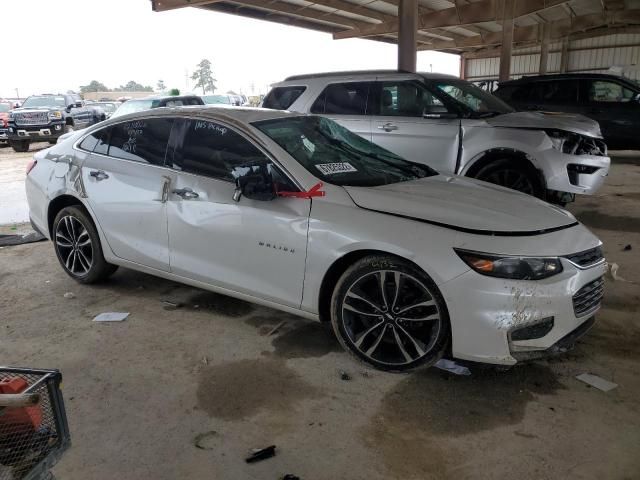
[538,80,578,104]
[378,81,445,117]
[262,87,306,110]
[108,118,173,165]
[589,80,635,103]
[79,127,111,154]
[310,82,369,115]
[174,120,269,182]
[511,85,532,102]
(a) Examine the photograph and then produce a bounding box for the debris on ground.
[608,263,627,282]
[0,232,46,247]
[623,244,632,251]
[202,356,209,365]
[245,445,276,463]
[267,320,287,336]
[282,475,301,480]
[93,312,130,322]
[63,292,75,299]
[162,300,183,310]
[576,373,618,392]
[434,358,472,376]
[193,430,218,450]
[340,371,351,381]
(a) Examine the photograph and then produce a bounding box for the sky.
[0,0,460,99]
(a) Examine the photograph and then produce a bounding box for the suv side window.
[535,80,579,104]
[263,87,306,110]
[173,119,269,182]
[310,82,370,115]
[376,81,446,117]
[588,80,635,103]
[107,118,173,165]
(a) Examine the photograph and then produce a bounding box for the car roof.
[282,70,458,82]
[499,73,637,85]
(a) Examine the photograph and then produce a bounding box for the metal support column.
[559,37,570,73]
[499,0,515,81]
[398,0,418,72]
[539,23,549,74]
[459,55,467,79]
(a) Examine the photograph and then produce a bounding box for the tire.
[10,140,30,152]
[330,255,450,372]
[48,140,57,145]
[64,124,74,134]
[52,206,118,284]
[475,159,544,198]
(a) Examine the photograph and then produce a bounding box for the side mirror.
[232,161,276,202]
[634,93,640,103]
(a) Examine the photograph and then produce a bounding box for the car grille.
[564,246,604,268]
[14,112,49,126]
[573,277,604,317]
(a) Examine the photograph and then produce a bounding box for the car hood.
[344,175,577,235]
[12,106,62,113]
[487,111,602,138]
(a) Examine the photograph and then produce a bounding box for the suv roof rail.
[284,69,416,81]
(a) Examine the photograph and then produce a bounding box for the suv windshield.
[430,79,513,117]
[0,104,9,113]
[22,96,66,108]
[111,100,154,118]
[202,95,231,105]
[94,103,117,113]
[253,116,437,187]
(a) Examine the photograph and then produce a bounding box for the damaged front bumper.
[541,149,610,196]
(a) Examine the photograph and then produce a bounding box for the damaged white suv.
[264,71,610,204]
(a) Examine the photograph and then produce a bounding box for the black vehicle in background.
[7,94,105,152]
[495,74,640,150]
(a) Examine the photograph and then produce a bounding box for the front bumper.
[0,127,7,141]
[541,149,610,195]
[440,257,607,365]
[7,120,65,141]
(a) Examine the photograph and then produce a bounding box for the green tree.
[157,79,166,91]
[169,88,180,96]
[115,81,154,92]
[191,59,217,94]
[80,80,110,94]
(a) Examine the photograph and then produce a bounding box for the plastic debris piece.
[434,358,472,376]
[340,371,351,381]
[576,373,618,392]
[609,263,627,282]
[245,445,276,463]
[283,475,301,480]
[267,320,287,336]
[93,312,129,322]
[193,430,218,450]
[63,292,75,299]
[202,356,209,365]
[162,300,183,310]
[623,244,632,251]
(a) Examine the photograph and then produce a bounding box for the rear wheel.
[53,206,118,284]
[330,255,450,372]
[475,159,543,198]
[10,140,30,152]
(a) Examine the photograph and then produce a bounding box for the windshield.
[202,95,231,105]
[111,100,154,118]
[431,80,513,116]
[22,96,66,108]
[253,116,437,187]
[95,103,117,113]
[0,104,9,113]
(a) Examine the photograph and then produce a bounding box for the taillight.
[26,159,37,175]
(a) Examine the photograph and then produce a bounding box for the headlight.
[48,111,63,120]
[455,249,563,280]
[546,130,581,154]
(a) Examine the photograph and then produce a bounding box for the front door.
[370,79,460,173]
[81,117,173,271]
[165,118,310,307]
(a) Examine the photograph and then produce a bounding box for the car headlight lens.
[455,249,563,280]
[48,111,63,120]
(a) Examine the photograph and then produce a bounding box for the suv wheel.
[475,159,543,198]
[10,140,30,152]
[331,255,450,372]
[53,206,118,284]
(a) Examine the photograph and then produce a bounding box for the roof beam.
[152,0,220,11]
[418,9,640,50]
[333,0,570,40]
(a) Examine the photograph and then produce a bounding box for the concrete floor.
[1,149,639,480]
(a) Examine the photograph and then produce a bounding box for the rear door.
[165,118,310,307]
[370,77,459,173]
[309,81,372,141]
[80,117,174,271]
[580,78,640,148]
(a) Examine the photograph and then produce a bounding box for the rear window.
[262,86,306,110]
[310,82,369,115]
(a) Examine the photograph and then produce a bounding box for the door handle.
[89,170,109,181]
[378,123,398,132]
[172,187,199,199]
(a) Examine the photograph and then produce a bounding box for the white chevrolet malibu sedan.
[25,107,606,372]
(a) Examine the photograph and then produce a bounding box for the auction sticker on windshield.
[316,162,357,175]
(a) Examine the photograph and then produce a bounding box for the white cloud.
[1,0,460,98]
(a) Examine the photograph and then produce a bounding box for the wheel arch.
[463,148,546,190]
[317,249,432,323]
[47,194,88,237]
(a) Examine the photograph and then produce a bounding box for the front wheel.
[475,159,543,198]
[330,255,450,372]
[10,140,30,152]
[53,206,118,283]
